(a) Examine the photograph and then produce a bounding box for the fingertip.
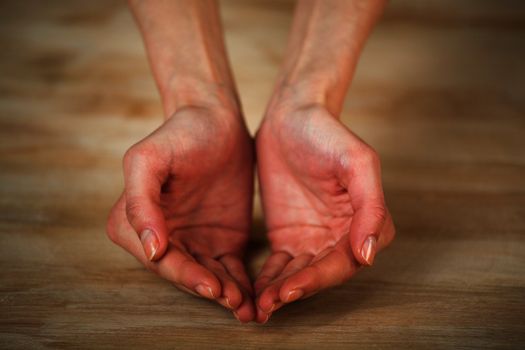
[195,283,218,299]
[257,291,277,313]
[139,228,168,261]
[361,235,377,266]
[281,288,304,303]
[224,287,243,310]
[188,271,222,300]
[216,278,243,309]
[255,307,271,324]
[233,297,255,323]
[279,269,315,302]
[216,284,242,309]
[209,280,222,300]
[199,256,245,309]
[124,195,169,261]
[348,204,385,266]
[153,230,169,261]
[232,310,245,323]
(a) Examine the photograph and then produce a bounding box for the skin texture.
[254,104,395,323]
[107,107,256,322]
[107,0,395,324]
[108,0,255,322]
[253,0,394,323]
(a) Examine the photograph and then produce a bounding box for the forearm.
[128,0,240,118]
[269,0,387,117]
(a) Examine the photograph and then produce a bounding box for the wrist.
[266,42,358,118]
[265,76,341,121]
[264,0,387,120]
[160,77,241,121]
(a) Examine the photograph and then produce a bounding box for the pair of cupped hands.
[107,100,395,324]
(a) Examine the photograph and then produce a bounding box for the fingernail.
[219,297,233,309]
[195,284,215,299]
[361,235,377,266]
[268,303,276,313]
[139,229,158,261]
[262,313,270,324]
[233,310,241,322]
[285,289,304,303]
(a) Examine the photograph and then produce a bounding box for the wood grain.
[1,0,524,348]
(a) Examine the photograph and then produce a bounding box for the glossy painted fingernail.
[361,235,377,266]
[139,229,158,261]
[195,284,215,299]
[285,289,304,303]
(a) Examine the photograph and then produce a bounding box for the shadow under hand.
[245,215,270,281]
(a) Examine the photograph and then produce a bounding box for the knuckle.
[372,204,387,223]
[361,146,380,166]
[358,202,388,233]
[122,147,136,168]
[350,144,382,174]
[123,142,154,168]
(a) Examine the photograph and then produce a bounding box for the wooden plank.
[1,0,524,348]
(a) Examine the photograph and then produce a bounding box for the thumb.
[344,147,386,266]
[348,203,386,266]
[123,144,169,261]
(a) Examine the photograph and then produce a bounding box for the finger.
[220,254,253,295]
[348,203,386,266]
[278,253,314,279]
[157,249,224,299]
[254,251,293,294]
[279,241,358,304]
[255,282,284,323]
[123,142,170,261]
[218,254,255,323]
[109,208,221,299]
[197,256,243,310]
[256,254,313,315]
[233,292,255,323]
[345,148,387,266]
[255,306,273,324]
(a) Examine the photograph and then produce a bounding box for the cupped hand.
[106,106,255,322]
[254,104,395,323]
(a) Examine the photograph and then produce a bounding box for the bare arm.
[128,0,241,118]
[255,0,394,323]
[108,0,255,322]
[269,0,387,116]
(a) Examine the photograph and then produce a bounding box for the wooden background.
[1,0,524,348]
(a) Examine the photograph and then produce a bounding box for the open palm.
[255,105,395,323]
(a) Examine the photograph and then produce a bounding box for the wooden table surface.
[1,1,524,348]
